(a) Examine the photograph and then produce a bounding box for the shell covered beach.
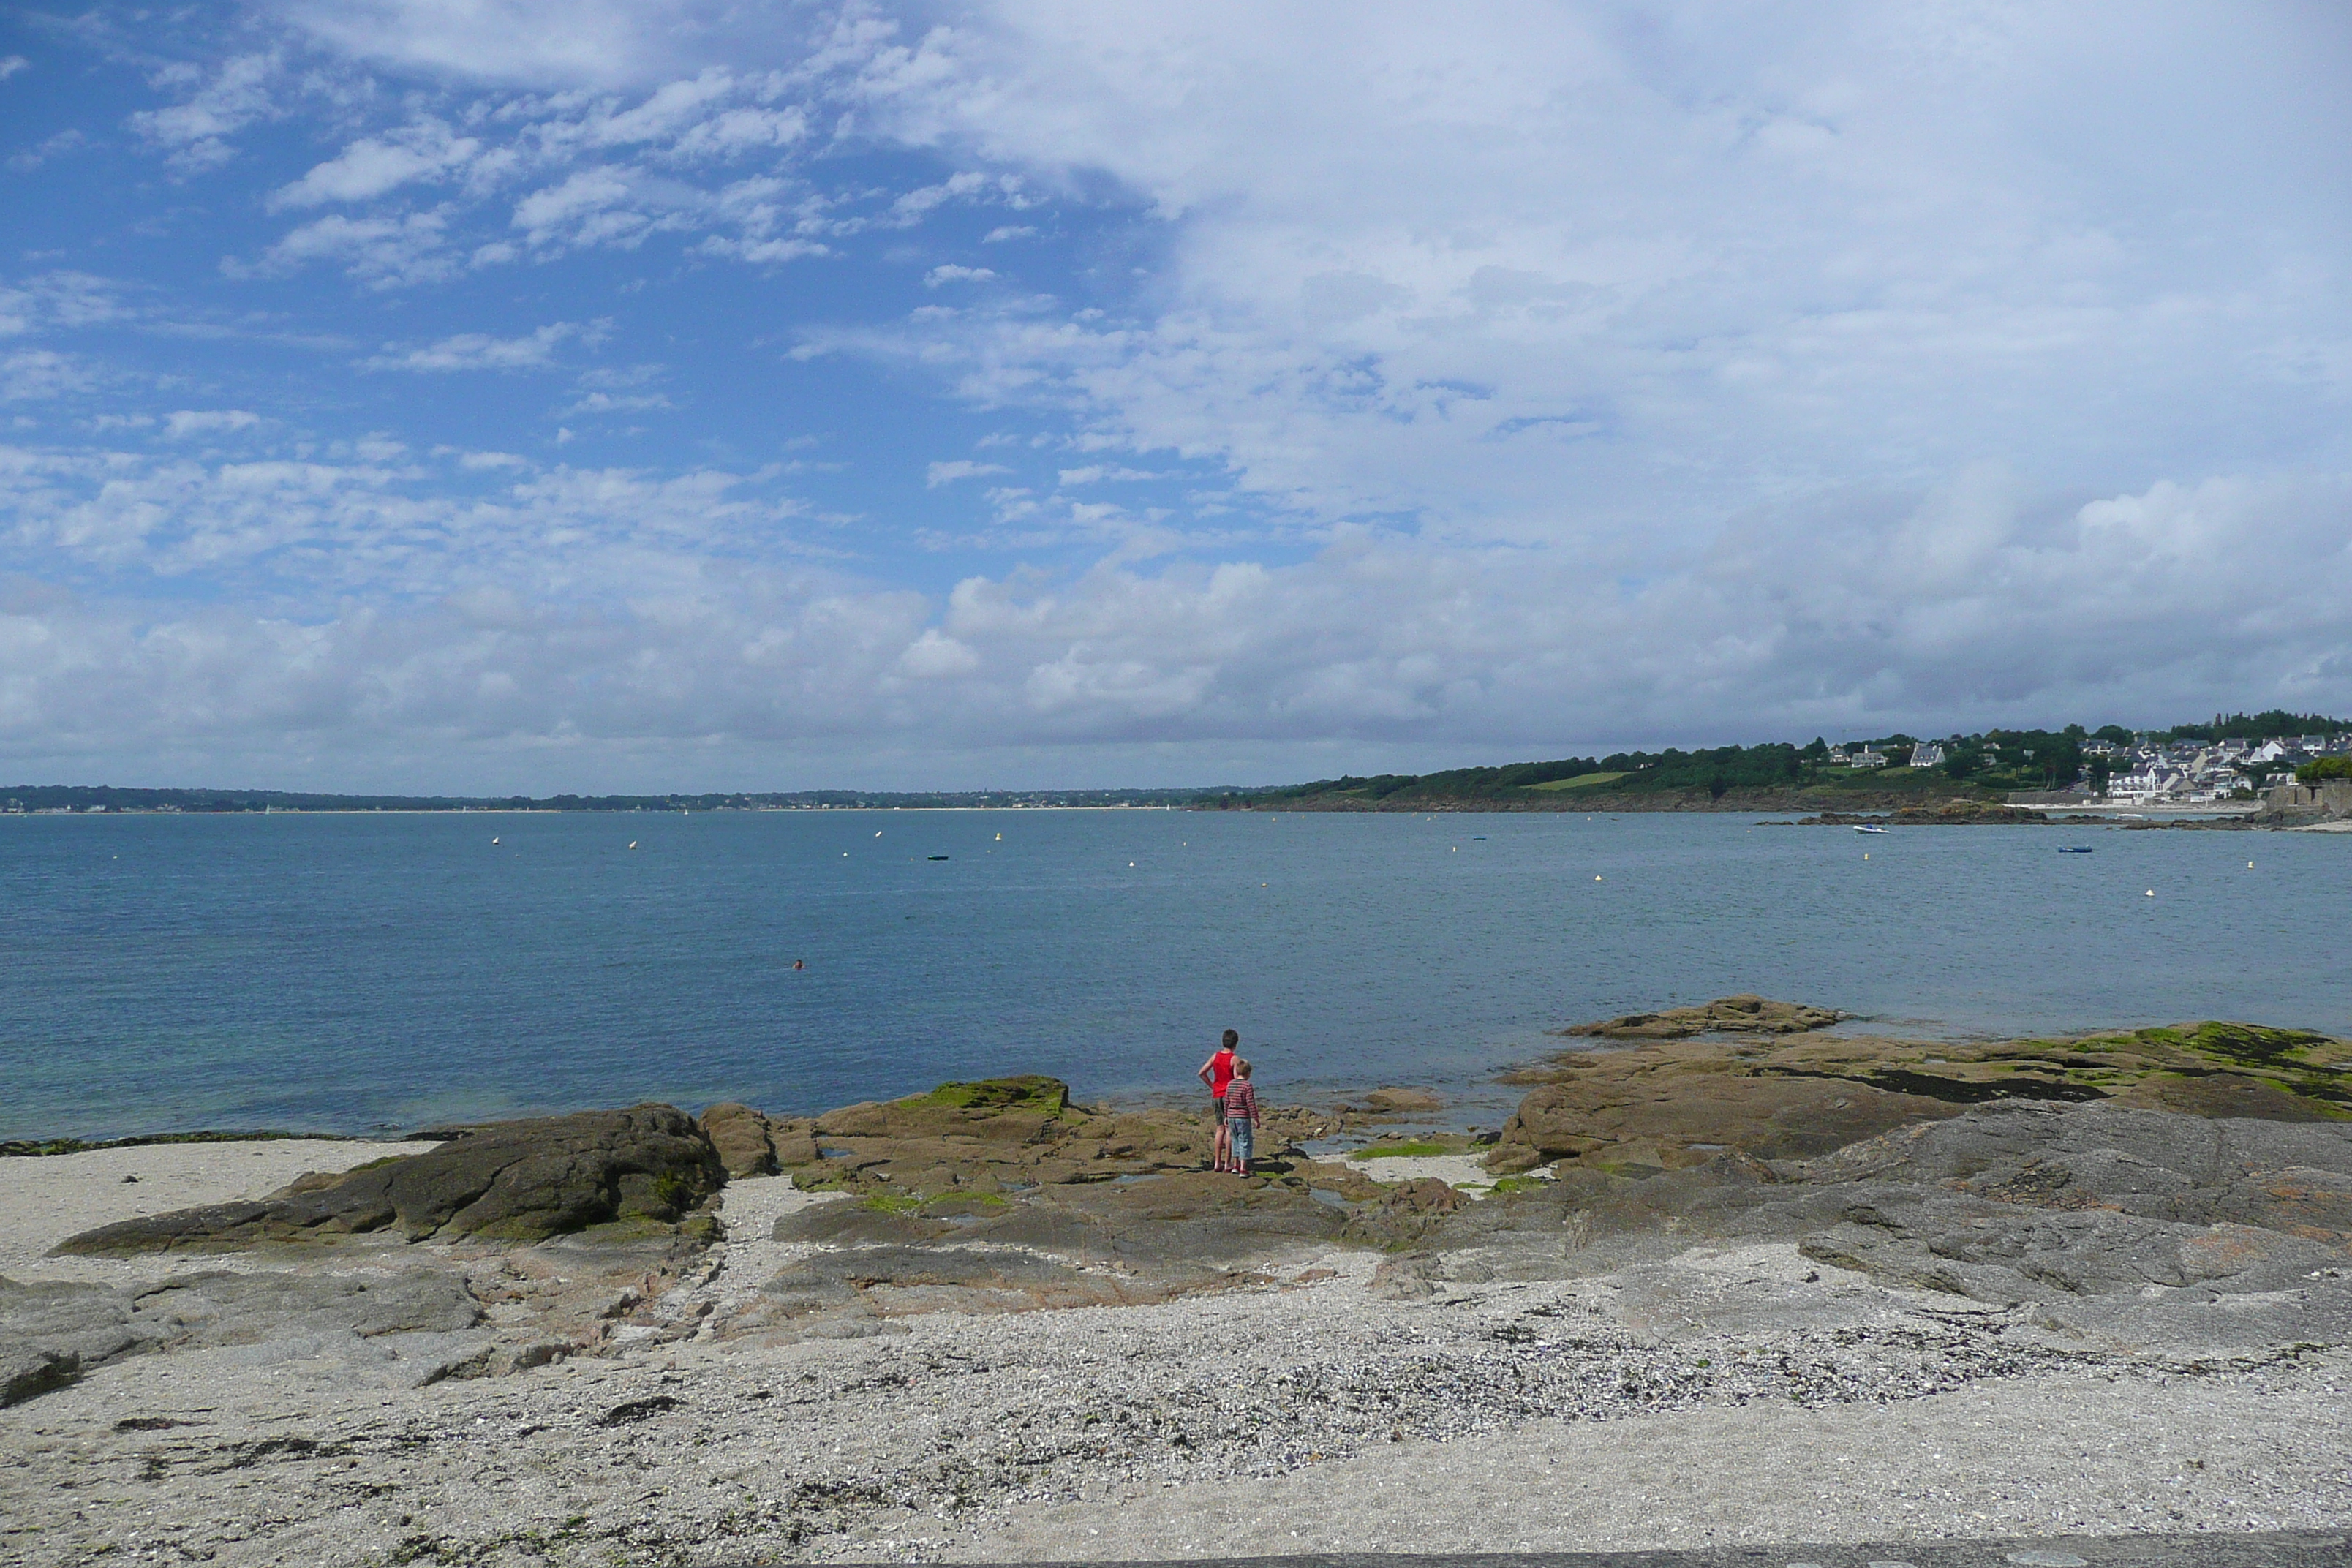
[8,1006,2352,1566]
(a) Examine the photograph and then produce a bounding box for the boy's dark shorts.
[1210,1095,1226,1121]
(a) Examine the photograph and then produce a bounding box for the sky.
[2,1,2349,792]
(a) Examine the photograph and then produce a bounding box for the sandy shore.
[0,1139,443,1282]
[7,1138,2352,1567]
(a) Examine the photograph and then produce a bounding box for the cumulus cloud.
[7,129,85,172]
[1,350,98,402]
[926,459,1011,486]
[160,410,261,439]
[0,440,807,587]
[279,0,736,88]
[923,264,995,287]
[510,166,664,250]
[129,53,279,170]
[12,2,2352,784]
[246,209,458,287]
[818,1,2352,556]
[368,322,597,372]
[271,120,483,208]
[0,272,128,337]
[1058,465,1162,486]
[3,470,2348,785]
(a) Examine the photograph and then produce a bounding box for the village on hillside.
[1833,730,2352,805]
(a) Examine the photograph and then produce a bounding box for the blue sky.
[3,1,2350,791]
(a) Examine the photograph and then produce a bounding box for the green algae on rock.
[51,1104,726,1254]
[1558,995,1846,1041]
[1488,1016,2352,1175]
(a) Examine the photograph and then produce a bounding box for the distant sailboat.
[1852,824,1888,834]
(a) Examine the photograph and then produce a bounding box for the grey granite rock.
[1433,1101,2352,1356]
[52,1104,724,1254]
[0,1267,485,1403]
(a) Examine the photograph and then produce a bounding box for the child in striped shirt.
[1223,1058,1261,1176]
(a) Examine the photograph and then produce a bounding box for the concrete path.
[838,1536,2349,1568]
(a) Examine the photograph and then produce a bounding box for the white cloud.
[981,225,1035,243]
[161,410,261,438]
[4,461,2345,781]
[892,171,990,221]
[271,121,483,208]
[1,350,97,402]
[14,4,2352,783]
[1058,465,1163,486]
[0,272,127,337]
[560,391,674,415]
[510,166,660,249]
[894,627,981,678]
[249,210,456,287]
[926,459,1012,486]
[278,0,703,88]
[7,129,85,172]
[812,0,2352,567]
[369,323,594,372]
[129,53,279,170]
[0,55,28,82]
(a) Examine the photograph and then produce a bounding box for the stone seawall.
[2264,778,2352,817]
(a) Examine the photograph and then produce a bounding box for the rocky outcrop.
[1560,995,1844,1039]
[736,1169,1360,1338]
[1796,802,2062,826]
[793,1076,1217,1195]
[0,1270,485,1404]
[54,1104,725,1255]
[773,1169,1351,1268]
[1489,1019,2352,1174]
[1439,1100,2352,1354]
[698,1103,818,1177]
[1358,1087,1444,1113]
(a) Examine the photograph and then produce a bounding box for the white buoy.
[995,832,1002,841]
[491,837,499,844]
[1128,862,1136,867]
[1594,874,1602,881]
[2144,889,2154,897]
[875,830,883,838]
[628,841,638,850]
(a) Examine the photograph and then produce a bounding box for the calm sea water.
[3,808,2347,1141]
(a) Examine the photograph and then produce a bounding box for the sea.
[3,807,2347,1142]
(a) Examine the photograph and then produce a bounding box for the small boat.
[2057,846,2094,853]
[927,854,949,861]
[1852,824,1889,834]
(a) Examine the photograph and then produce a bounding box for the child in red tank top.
[1197,1029,1240,1172]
